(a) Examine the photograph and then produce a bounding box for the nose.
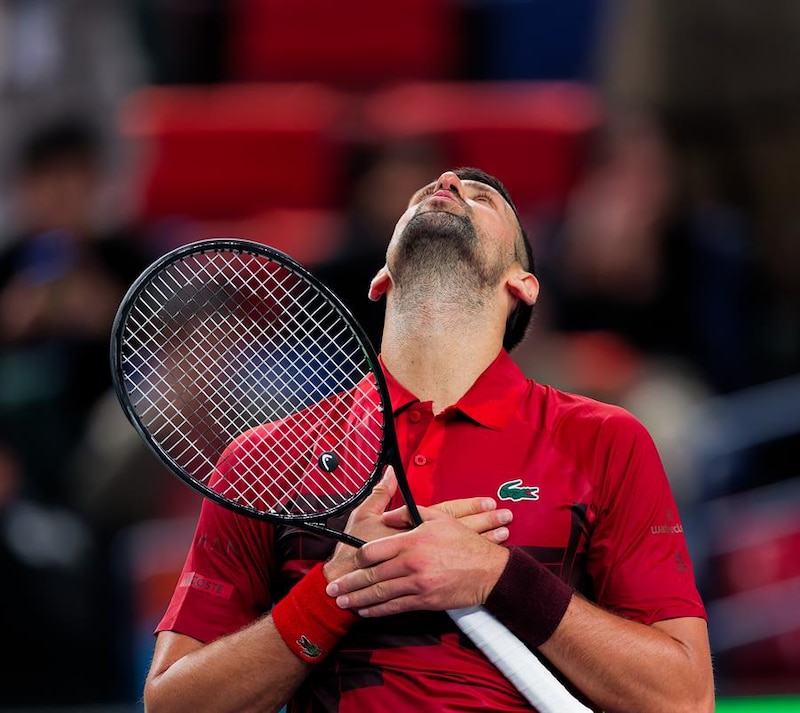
[434,171,464,197]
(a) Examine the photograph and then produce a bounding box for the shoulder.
[528,380,648,442]
[522,380,660,476]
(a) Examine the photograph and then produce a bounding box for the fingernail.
[498,509,513,524]
[481,498,495,510]
[326,583,339,596]
[495,526,509,541]
[336,595,350,608]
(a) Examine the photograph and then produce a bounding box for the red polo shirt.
[156,350,706,712]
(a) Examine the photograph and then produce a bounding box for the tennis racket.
[110,238,590,713]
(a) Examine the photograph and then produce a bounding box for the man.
[144,168,714,712]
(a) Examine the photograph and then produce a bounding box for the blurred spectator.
[313,139,444,348]
[513,112,760,507]
[0,116,153,703]
[599,0,800,385]
[543,112,761,395]
[0,0,145,226]
[0,116,152,503]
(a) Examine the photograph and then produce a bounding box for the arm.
[541,599,713,713]
[144,470,512,713]
[145,620,309,713]
[325,522,713,713]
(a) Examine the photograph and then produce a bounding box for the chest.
[395,411,598,549]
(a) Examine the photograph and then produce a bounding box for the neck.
[380,300,505,413]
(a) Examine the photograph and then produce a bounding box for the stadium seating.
[120,83,351,222]
[119,81,602,264]
[227,0,462,88]
[360,81,603,212]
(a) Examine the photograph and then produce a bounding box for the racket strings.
[119,248,387,518]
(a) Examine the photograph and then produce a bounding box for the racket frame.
[110,238,420,545]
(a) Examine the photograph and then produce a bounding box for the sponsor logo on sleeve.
[179,571,234,599]
[650,508,684,535]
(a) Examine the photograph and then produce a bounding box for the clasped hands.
[323,468,512,617]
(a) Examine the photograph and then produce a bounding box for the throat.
[381,313,501,413]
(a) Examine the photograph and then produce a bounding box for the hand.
[325,493,512,617]
[323,468,512,586]
[323,468,401,583]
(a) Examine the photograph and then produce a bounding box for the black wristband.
[484,546,573,649]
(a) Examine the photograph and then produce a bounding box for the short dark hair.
[17,117,101,175]
[453,167,535,351]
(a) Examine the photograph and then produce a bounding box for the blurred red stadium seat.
[227,0,461,88]
[361,82,603,212]
[159,208,346,267]
[120,84,351,222]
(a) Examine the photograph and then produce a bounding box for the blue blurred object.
[479,0,607,80]
[15,229,78,284]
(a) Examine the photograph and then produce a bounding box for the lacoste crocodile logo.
[297,635,323,658]
[497,479,540,501]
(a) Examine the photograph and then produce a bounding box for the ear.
[368,266,391,302]
[506,269,539,306]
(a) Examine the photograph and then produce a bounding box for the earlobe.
[368,266,391,302]
[507,271,539,306]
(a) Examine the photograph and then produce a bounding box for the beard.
[388,210,505,312]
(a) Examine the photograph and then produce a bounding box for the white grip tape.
[447,606,592,713]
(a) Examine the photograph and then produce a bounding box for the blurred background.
[0,1,798,710]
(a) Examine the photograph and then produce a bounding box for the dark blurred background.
[0,1,798,709]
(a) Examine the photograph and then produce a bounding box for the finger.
[354,530,406,568]
[430,496,497,520]
[357,467,398,516]
[483,525,510,544]
[381,503,419,529]
[355,594,428,618]
[452,508,513,534]
[326,557,409,599]
[382,499,500,528]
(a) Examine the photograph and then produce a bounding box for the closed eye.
[410,184,436,204]
[470,189,495,204]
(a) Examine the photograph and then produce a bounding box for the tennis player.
[143,168,714,712]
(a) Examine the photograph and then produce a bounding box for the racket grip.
[447,606,592,713]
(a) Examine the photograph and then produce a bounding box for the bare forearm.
[540,598,714,713]
[145,617,310,713]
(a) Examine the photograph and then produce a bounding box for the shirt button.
[413,454,427,466]
[408,411,421,423]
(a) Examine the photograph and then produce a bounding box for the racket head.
[110,238,398,525]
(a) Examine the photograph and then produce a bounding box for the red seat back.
[121,84,351,222]
[362,82,603,211]
[228,0,461,88]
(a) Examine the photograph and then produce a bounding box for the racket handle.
[447,606,592,713]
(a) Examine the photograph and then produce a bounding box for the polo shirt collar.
[380,350,528,431]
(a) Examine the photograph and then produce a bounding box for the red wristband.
[484,547,573,649]
[271,562,360,664]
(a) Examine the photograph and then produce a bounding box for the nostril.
[436,171,463,196]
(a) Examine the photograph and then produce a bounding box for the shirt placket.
[396,403,449,507]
